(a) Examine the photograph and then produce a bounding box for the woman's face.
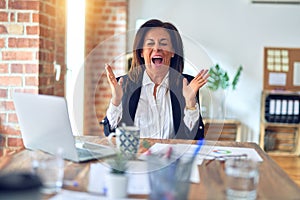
[141,27,174,78]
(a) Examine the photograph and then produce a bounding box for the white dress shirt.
[106,71,200,139]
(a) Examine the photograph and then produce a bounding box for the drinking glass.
[35,150,64,194]
[147,155,193,200]
[225,158,260,200]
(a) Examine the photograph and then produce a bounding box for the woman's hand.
[105,64,123,106]
[183,69,209,107]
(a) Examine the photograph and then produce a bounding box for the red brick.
[95,1,106,7]
[32,13,39,22]
[0,64,8,73]
[0,89,7,98]
[0,38,5,47]
[0,12,8,22]
[101,15,109,21]
[8,113,18,123]
[11,64,23,73]
[105,8,112,14]
[39,87,54,95]
[49,18,55,28]
[7,37,16,47]
[40,26,52,37]
[45,4,55,16]
[45,40,54,51]
[97,30,114,35]
[2,51,34,61]
[0,25,8,34]
[92,7,102,15]
[26,25,39,35]
[0,76,22,86]
[25,64,38,73]
[39,51,54,63]
[9,0,40,10]
[0,125,20,135]
[39,14,49,27]
[8,38,39,48]
[7,137,24,147]
[0,0,5,9]
[10,12,15,22]
[17,13,30,22]
[0,100,15,111]
[108,1,127,7]
[56,55,65,64]
[39,76,53,85]
[25,76,38,86]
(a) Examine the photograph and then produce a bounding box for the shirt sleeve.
[106,101,123,129]
[183,103,200,131]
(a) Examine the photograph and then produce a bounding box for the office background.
[128,0,300,143]
[0,0,299,155]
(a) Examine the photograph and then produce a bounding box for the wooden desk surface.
[1,136,300,199]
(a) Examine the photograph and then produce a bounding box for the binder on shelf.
[265,95,276,122]
[261,90,300,156]
[269,98,276,122]
[293,98,300,123]
[287,99,294,123]
[264,93,300,124]
[275,98,282,123]
[281,99,288,123]
[264,96,271,122]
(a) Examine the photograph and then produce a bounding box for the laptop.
[13,92,116,162]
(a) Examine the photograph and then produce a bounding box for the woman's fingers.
[186,69,209,93]
[105,64,123,106]
[194,69,209,85]
[195,69,209,80]
[194,69,204,79]
[105,64,117,85]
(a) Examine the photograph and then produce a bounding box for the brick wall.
[0,0,66,156]
[84,0,127,136]
[54,0,66,96]
[38,0,65,96]
[0,0,126,156]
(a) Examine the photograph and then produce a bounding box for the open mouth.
[151,56,163,65]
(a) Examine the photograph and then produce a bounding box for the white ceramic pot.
[105,173,128,199]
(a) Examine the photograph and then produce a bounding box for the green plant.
[107,152,128,174]
[207,64,243,91]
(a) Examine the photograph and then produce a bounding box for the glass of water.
[35,150,64,194]
[147,155,194,200]
[225,158,260,200]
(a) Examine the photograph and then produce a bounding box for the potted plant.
[207,64,243,91]
[206,64,243,118]
[105,152,129,199]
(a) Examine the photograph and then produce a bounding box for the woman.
[102,19,209,140]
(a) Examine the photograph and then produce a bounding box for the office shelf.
[260,90,300,156]
[204,119,242,142]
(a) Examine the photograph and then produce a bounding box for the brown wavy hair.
[128,19,184,82]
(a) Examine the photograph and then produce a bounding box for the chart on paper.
[140,143,263,164]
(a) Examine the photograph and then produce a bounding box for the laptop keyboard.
[77,148,102,158]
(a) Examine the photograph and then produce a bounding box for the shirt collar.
[142,71,169,88]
